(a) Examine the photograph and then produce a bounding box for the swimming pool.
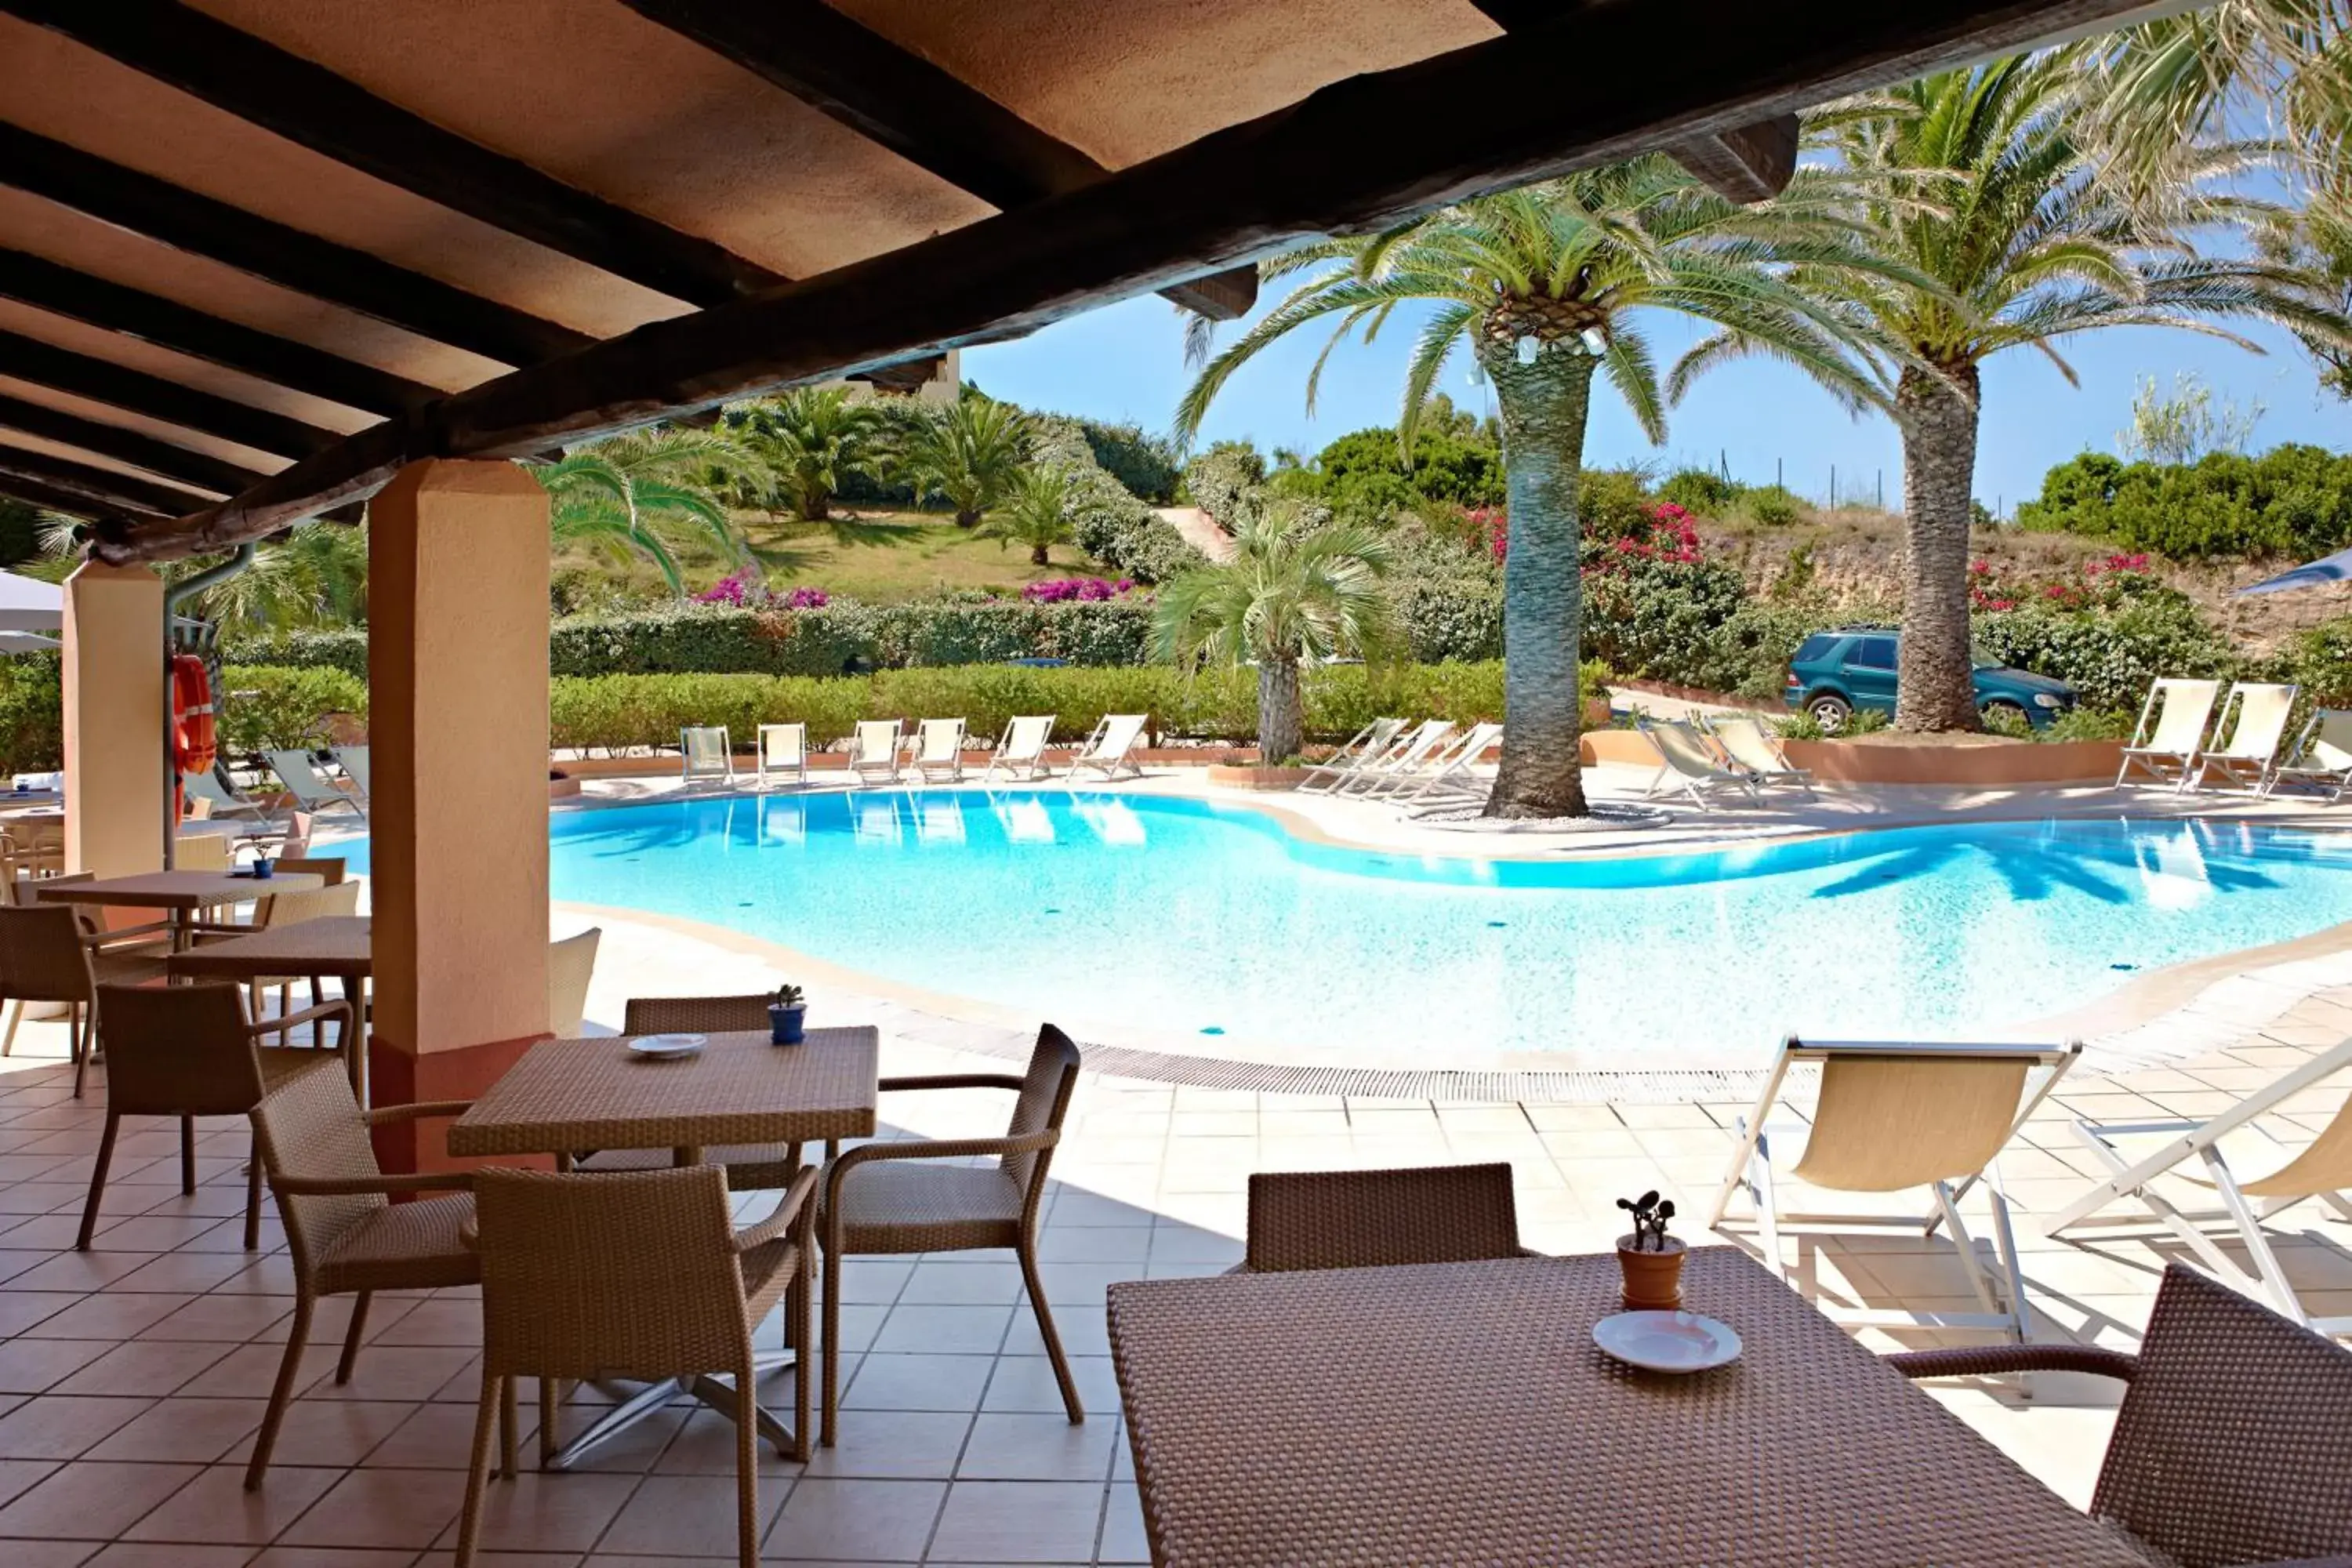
[348,793,2352,1062]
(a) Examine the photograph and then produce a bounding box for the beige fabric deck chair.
[331,745,370,800]
[982,714,1057,782]
[1070,713,1148,781]
[2269,709,2352,802]
[1403,721,1503,804]
[680,725,734,784]
[1705,713,1815,793]
[1341,718,1454,797]
[2117,677,2221,789]
[844,719,902,786]
[909,717,967,784]
[1637,717,1762,809]
[546,928,601,1036]
[1300,718,1405,793]
[2187,681,2299,793]
[754,723,806,788]
[1709,1036,2083,1342]
[2049,1035,2352,1337]
[265,750,365,822]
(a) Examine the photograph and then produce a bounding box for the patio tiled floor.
[0,963,2346,1564]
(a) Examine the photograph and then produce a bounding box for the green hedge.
[219,666,368,755]
[1970,595,2242,711]
[0,655,61,775]
[2016,445,2352,561]
[1031,417,1203,584]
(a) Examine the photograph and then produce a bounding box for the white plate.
[627,1033,706,1059]
[1591,1311,1742,1374]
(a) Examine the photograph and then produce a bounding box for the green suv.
[1782,626,2078,731]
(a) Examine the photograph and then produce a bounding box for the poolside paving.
[0,911,2346,1564]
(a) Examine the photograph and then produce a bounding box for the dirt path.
[1157,505,1234,563]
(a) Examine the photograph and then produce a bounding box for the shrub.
[1657,467,1740,514]
[1310,426,1504,518]
[1181,442,1267,530]
[2288,615,2352,708]
[0,654,62,773]
[1033,417,1203,583]
[1732,485,1804,527]
[226,627,369,678]
[1576,467,1657,541]
[217,665,368,756]
[1972,595,2241,711]
[2016,444,2352,560]
[1077,419,1183,504]
[2043,707,2136,742]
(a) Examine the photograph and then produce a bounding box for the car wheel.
[1806,694,1851,733]
[1980,699,2030,730]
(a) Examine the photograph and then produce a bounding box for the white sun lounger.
[183,768,274,821]
[845,720,903,786]
[2187,681,2300,794]
[2267,709,2352,802]
[2117,677,2221,789]
[909,718,967,785]
[2050,1035,2352,1336]
[983,715,1058,783]
[264,750,366,822]
[755,722,807,788]
[1341,719,1454,797]
[1704,713,1814,793]
[1711,1036,2083,1343]
[680,726,734,785]
[1300,718,1406,794]
[1070,713,1148,781]
[330,746,370,800]
[1403,721,1503,804]
[1637,717,1760,809]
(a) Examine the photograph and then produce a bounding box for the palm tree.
[727,387,887,521]
[980,464,1074,566]
[901,396,1030,528]
[1771,56,2344,731]
[532,423,753,595]
[1152,510,1394,764]
[183,520,369,629]
[1177,160,1900,816]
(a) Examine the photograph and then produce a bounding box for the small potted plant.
[768,982,806,1045]
[1615,1190,1686,1310]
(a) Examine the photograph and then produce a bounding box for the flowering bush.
[694,571,829,609]
[1020,577,1138,603]
[1971,550,2158,614]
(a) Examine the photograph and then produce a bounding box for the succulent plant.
[1616,1189,1677,1252]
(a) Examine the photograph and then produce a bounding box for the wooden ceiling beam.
[0,123,597,368]
[0,327,339,459]
[619,0,1258,322]
[0,391,267,493]
[96,0,2176,564]
[1467,0,1801,201]
[0,445,205,515]
[0,247,442,419]
[5,0,782,307]
[0,473,145,521]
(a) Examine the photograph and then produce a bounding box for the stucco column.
[367,459,551,1172]
[63,561,165,878]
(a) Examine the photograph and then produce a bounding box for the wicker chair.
[546,927,601,1036]
[80,982,347,1252]
[1235,1162,1530,1273]
[245,1064,481,1490]
[457,1163,815,1568]
[0,900,171,1096]
[818,1025,1083,1444]
[1891,1263,2352,1568]
[173,831,233,872]
[572,995,806,1189]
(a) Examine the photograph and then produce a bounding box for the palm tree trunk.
[1895,363,1983,732]
[1258,657,1302,764]
[1475,332,1599,818]
[1030,543,1051,566]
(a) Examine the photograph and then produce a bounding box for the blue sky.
[965,293,2349,517]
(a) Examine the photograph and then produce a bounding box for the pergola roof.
[0,0,2165,565]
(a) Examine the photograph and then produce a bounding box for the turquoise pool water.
[344,795,2352,1059]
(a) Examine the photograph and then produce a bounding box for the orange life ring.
[171,654,216,779]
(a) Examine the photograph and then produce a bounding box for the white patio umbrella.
[0,569,63,632]
[2235,546,2352,596]
[0,630,59,653]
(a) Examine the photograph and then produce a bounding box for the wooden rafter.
[0,327,339,459]
[0,123,595,368]
[618,0,1258,322]
[0,247,441,419]
[0,443,210,515]
[0,390,266,494]
[5,0,783,307]
[0,473,148,521]
[97,0,2176,564]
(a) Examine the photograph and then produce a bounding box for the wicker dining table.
[447,1025,880,1468]
[168,915,371,1102]
[35,867,322,949]
[1109,1247,2158,1568]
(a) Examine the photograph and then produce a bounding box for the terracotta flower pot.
[1616,1235,1687,1311]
